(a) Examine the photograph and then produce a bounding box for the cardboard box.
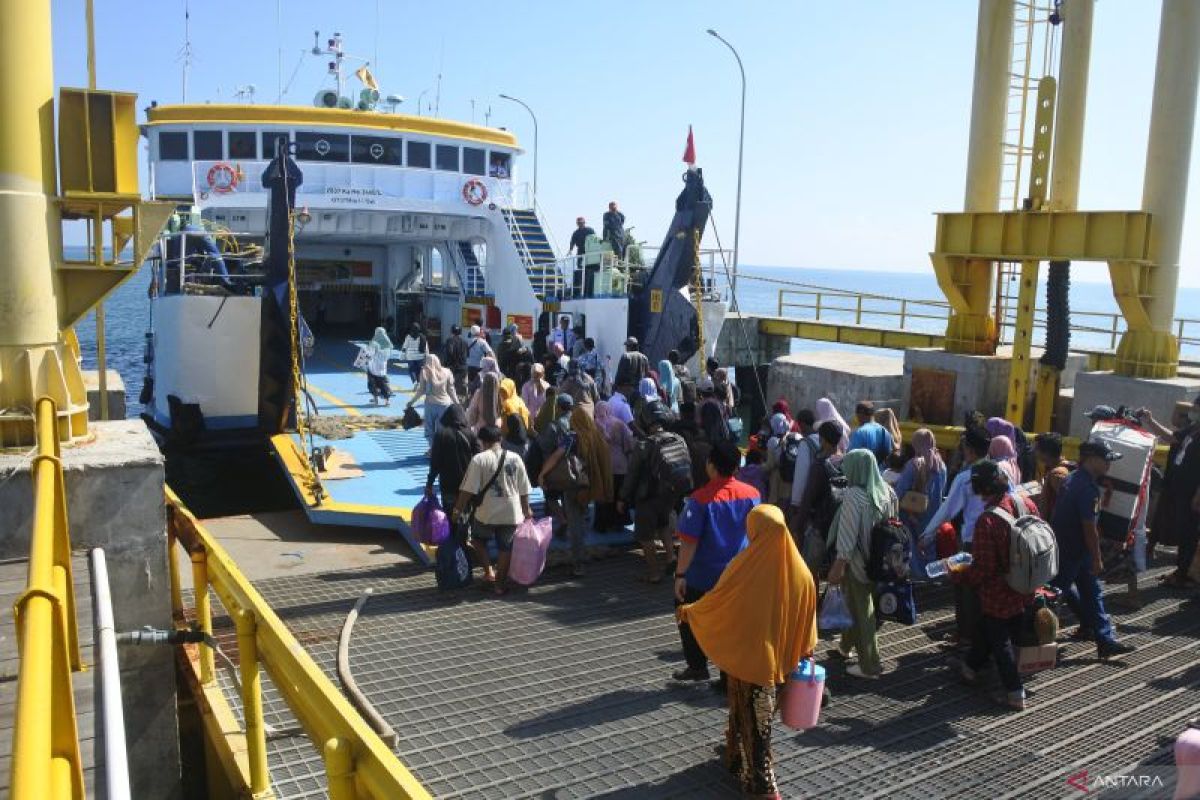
[1018,643,1057,675]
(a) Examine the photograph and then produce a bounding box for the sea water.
[74,260,1200,420]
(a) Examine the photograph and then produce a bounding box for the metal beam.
[757,317,945,351]
[933,210,1153,263]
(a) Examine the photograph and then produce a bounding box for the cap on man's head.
[624,336,639,349]
[469,325,481,336]
[556,393,575,411]
[1084,405,1118,422]
[451,324,462,335]
[1079,438,1123,462]
[639,398,671,429]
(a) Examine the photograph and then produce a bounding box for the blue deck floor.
[273,337,634,561]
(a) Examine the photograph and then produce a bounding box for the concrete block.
[82,368,127,421]
[901,347,1087,426]
[0,420,180,799]
[767,351,904,416]
[714,313,790,367]
[1069,371,1200,439]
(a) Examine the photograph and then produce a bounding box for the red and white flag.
[682,125,696,166]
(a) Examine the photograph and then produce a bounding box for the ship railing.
[9,397,87,799]
[639,245,734,300]
[165,489,431,800]
[544,245,733,302]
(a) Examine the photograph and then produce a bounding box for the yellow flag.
[355,66,379,92]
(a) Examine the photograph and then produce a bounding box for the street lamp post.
[707,28,745,296]
[499,93,538,205]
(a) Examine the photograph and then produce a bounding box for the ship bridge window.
[228,131,257,159]
[407,141,431,169]
[194,130,224,160]
[488,152,511,178]
[352,135,402,165]
[463,147,486,176]
[159,131,188,161]
[261,132,290,159]
[295,131,350,162]
[435,144,459,172]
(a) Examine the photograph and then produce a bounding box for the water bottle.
[925,552,973,579]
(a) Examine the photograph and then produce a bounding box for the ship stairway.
[500,207,564,300]
[456,240,488,297]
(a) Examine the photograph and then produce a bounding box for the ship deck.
[187,513,1200,799]
[269,337,633,562]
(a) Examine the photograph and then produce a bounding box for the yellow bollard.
[235,608,270,795]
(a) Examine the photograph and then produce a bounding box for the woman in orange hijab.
[677,504,818,798]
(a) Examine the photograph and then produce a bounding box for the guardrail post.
[1111,314,1120,351]
[167,523,183,618]
[235,608,270,795]
[189,550,215,685]
[815,293,822,320]
[900,299,908,329]
[324,737,357,800]
[777,289,783,316]
[855,295,863,325]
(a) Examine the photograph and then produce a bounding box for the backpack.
[649,431,694,497]
[778,433,803,483]
[988,505,1059,594]
[865,517,911,582]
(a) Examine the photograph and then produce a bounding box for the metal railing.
[773,284,1200,355]
[9,397,86,800]
[165,488,431,799]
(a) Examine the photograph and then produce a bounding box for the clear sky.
[50,0,1200,285]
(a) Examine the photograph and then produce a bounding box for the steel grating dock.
[202,555,1200,799]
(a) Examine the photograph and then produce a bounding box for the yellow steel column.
[1116,0,1200,377]
[235,608,271,796]
[324,737,357,800]
[190,550,215,685]
[0,0,89,447]
[943,0,1014,354]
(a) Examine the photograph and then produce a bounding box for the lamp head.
[706,28,718,37]
[499,93,512,100]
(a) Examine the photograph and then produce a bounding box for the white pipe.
[1049,0,1095,211]
[963,0,1016,212]
[91,548,132,800]
[1143,0,1200,329]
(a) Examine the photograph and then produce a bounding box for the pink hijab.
[988,435,1021,485]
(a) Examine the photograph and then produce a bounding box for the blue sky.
[50,1,1200,285]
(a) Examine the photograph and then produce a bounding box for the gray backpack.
[988,506,1059,594]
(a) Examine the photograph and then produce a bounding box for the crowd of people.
[370,322,1200,798]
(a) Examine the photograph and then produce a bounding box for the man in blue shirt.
[848,400,893,465]
[672,440,760,684]
[1050,439,1135,659]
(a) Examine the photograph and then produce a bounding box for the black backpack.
[649,431,694,497]
[865,516,912,583]
[778,433,803,482]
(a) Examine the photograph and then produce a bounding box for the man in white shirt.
[453,425,533,595]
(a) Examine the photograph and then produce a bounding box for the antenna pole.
[181,0,192,103]
[276,0,282,103]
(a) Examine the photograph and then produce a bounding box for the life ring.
[462,179,488,206]
[207,162,239,194]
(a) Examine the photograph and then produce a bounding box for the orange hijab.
[677,505,818,686]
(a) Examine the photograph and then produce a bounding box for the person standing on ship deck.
[547,315,575,354]
[466,325,494,388]
[364,327,394,406]
[442,325,469,399]
[614,337,650,401]
[602,201,627,258]
[399,323,428,386]
[568,217,595,295]
[407,354,458,449]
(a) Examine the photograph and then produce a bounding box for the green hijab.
[371,327,393,352]
[829,449,892,555]
[841,448,889,513]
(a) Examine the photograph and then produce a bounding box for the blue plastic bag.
[817,586,853,632]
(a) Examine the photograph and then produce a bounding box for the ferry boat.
[136,58,729,542]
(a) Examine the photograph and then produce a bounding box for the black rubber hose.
[1041,260,1071,370]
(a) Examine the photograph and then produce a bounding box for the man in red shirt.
[956,459,1040,711]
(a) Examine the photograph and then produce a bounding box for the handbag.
[542,443,590,492]
[900,461,929,515]
[817,586,853,632]
[800,524,829,578]
[875,580,917,625]
[402,405,422,430]
[352,347,369,371]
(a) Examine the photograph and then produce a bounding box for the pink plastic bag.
[509,517,554,586]
[412,496,450,546]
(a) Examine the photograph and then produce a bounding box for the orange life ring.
[462,178,488,206]
[207,162,239,194]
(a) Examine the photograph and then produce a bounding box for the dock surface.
[191,516,1200,800]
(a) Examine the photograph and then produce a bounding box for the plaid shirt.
[962,494,1039,619]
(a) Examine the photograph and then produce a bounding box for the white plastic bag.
[818,586,853,632]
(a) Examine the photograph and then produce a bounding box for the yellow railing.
[775,286,1200,353]
[165,488,431,800]
[9,397,85,799]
